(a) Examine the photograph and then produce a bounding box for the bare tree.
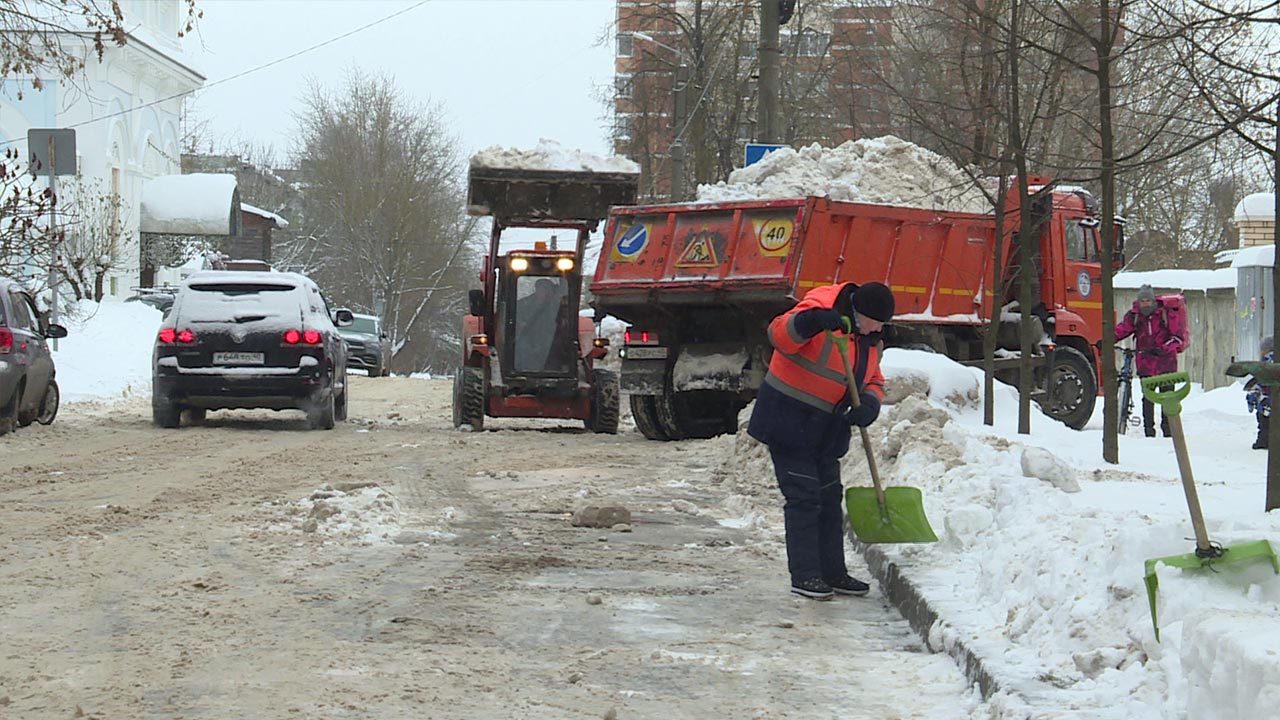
[56,173,126,301]
[293,68,481,374]
[0,146,52,278]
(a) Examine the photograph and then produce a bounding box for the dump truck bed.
[591,196,1001,325]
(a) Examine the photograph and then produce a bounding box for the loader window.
[513,275,572,374]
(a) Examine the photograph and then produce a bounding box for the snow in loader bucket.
[466,167,639,222]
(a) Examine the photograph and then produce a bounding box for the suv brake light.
[284,329,323,346]
[157,328,196,345]
[0,327,11,354]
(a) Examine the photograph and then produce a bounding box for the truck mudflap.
[672,344,749,392]
[467,167,639,222]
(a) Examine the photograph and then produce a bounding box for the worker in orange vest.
[747,281,893,601]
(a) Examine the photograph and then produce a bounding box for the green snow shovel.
[828,327,937,544]
[1140,371,1279,641]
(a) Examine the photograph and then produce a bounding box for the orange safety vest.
[764,282,885,412]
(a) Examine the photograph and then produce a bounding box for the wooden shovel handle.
[828,330,887,509]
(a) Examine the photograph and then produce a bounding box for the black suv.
[152,271,353,429]
[339,313,390,376]
[0,279,67,434]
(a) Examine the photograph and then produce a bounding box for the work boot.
[1254,438,1269,450]
[790,577,834,601]
[826,574,870,597]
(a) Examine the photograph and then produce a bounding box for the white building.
[0,0,204,299]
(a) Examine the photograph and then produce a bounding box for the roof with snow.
[1114,268,1236,290]
[1231,244,1275,269]
[1234,192,1275,221]
[240,202,289,228]
[140,174,240,236]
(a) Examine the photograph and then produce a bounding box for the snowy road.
[0,376,983,719]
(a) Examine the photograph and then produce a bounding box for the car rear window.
[188,282,295,296]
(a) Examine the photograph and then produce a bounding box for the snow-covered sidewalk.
[715,350,1280,719]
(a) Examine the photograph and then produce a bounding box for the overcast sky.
[183,0,617,163]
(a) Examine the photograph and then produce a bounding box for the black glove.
[1146,347,1165,357]
[841,393,881,427]
[793,308,846,338]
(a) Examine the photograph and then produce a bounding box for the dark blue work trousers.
[770,449,848,585]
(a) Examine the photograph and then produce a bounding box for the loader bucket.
[467,167,639,222]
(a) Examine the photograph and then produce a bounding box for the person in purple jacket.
[1115,284,1187,437]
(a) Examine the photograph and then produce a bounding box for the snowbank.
[53,299,163,402]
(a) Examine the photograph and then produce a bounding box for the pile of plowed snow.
[697,135,992,213]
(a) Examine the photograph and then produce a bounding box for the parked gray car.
[339,313,390,376]
[0,279,67,434]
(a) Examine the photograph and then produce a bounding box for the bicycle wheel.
[1117,379,1133,436]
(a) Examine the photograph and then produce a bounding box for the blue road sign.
[744,143,787,167]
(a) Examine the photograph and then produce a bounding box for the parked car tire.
[17,385,37,427]
[36,379,59,425]
[185,408,207,424]
[0,387,17,436]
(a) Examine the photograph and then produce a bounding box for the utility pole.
[757,0,780,143]
[671,62,689,201]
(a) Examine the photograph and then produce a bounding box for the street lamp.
[631,31,689,201]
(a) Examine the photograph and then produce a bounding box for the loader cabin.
[496,241,579,376]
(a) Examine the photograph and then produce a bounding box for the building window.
[618,33,633,58]
[616,74,633,99]
[615,114,633,140]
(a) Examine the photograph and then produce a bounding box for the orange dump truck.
[589,186,1122,440]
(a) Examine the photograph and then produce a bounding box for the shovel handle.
[1141,372,1190,417]
[826,328,887,510]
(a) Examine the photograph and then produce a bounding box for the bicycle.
[1117,347,1141,435]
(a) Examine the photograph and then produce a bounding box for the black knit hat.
[853,282,895,322]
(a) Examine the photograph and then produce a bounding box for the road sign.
[744,142,787,167]
[28,128,76,176]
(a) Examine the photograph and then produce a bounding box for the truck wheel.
[1040,345,1097,430]
[453,366,485,430]
[630,395,670,441]
[654,389,689,440]
[656,389,738,440]
[586,369,620,434]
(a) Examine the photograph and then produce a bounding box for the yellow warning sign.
[755,217,794,257]
[676,234,719,267]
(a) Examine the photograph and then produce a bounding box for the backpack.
[1158,293,1188,351]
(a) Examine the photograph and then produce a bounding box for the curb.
[853,538,1003,700]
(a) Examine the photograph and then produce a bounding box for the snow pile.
[696,136,993,213]
[268,483,403,545]
[471,138,640,174]
[55,299,163,402]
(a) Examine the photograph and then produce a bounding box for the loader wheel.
[630,394,670,441]
[586,369,620,434]
[1040,345,1097,430]
[453,365,485,430]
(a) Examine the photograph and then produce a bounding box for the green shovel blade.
[1143,539,1280,642]
[846,486,939,544]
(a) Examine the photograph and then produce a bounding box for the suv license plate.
[213,352,265,365]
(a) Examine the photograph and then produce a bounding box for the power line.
[0,0,431,147]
